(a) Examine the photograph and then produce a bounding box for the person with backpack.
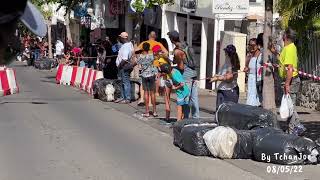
[168,30,200,119]
[244,38,262,106]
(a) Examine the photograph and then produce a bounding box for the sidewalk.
[194,89,320,140]
[195,88,320,121]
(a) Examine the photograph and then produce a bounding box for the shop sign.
[213,0,249,14]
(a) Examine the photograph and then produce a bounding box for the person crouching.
[159,64,190,121]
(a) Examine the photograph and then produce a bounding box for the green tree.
[276,0,320,59]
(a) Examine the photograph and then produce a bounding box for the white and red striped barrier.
[258,63,320,81]
[0,68,19,96]
[55,64,104,95]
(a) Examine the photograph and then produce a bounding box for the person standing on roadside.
[168,30,200,119]
[137,42,158,117]
[115,32,134,104]
[244,38,262,106]
[270,28,306,136]
[136,31,169,106]
[55,38,64,63]
[210,44,240,110]
[159,63,189,121]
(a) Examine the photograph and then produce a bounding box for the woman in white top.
[210,44,240,110]
[244,38,262,106]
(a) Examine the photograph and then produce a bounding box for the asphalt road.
[0,62,319,180]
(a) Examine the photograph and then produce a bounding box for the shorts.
[177,96,189,106]
[142,76,156,91]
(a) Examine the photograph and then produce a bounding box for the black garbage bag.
[34,58,53,70]
[93,78,115,101]
[216,102,280,130]
[253,127,319,165]
[112,79,122,100]
[180,124,216,156]
[173,119,216,148]
[232,130,256,159]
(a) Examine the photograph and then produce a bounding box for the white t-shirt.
[55,40,64,55]
[116,42,133,67]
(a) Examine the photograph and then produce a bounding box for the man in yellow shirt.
[272,28,306,136]
[137,31,168,57]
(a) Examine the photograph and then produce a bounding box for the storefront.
[162,0,249,90]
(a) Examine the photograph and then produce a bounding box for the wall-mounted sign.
[213,0,249,14]
[164,0,212,18]
[180,0,197,13]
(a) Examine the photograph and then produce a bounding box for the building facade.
[161,0,261,90]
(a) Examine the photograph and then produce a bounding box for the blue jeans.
[184,80,200,119]
[216,86,239,111]
[119,69,131,101]
[34,49,40,61]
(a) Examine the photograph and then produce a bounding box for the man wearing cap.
[168,30,200,119]
[0,0,47,65]
[115,32,134,104]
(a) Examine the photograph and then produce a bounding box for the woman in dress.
[244,38,262,106]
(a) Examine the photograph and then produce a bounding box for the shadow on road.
[0,101,48,105]
[40,80,56,84]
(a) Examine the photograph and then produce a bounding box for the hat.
[224,44,237,55]
[152,45,161,53]
[0,1,47,37]
[167,30,179,39]
[119,32,129,39]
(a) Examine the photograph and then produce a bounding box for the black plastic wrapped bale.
[216,102,280,130]
[232,130,255,159]
[173,119,216,148]
[34,58,53,70]
[253,127,319,165]
[92,78,115,102]
[112,79,122,100]
[180,124,217,156]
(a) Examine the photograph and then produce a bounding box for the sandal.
[142,113,150,118]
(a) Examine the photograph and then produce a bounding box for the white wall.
[219,31,247,92]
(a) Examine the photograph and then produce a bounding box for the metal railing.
[299,32,320,79]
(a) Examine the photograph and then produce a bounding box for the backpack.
[175,42,196,70]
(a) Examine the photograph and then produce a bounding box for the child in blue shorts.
[159,64,189,121]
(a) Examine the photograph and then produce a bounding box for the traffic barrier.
[74,67,85,88]
[86,69,95,93]
[81,68,91,90]
[55,64,104,95]
[60,65,73,86]
[55,64,64,84]
[70,66,78,86]
[0,68,19,96]
[86,70,104,94]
